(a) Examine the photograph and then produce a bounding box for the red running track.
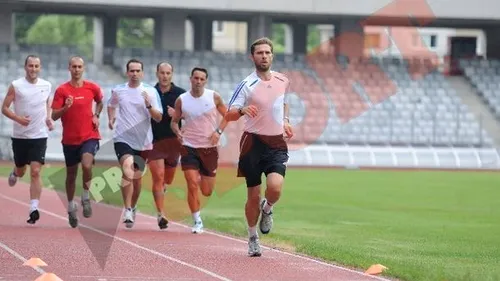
[0,178,392,281]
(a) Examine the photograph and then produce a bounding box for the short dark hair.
[24,54,40,66]
[250,37,274,55]
[126,59,143,71]
[156,61,174,72]
[191,67,208,79]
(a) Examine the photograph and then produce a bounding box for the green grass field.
[1,164,499,281]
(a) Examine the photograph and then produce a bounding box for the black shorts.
[62,138,100,167]
[11,138,47,167]
[113,142,151,172]
[237,132,289,187]
[150,137,181,168]
[180,145,219,177]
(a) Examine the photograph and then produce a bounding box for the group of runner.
[1,37,293,257]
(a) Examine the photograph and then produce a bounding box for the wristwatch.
[216,128,223,135]
[146,105,152,109]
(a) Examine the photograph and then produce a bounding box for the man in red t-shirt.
[51,56,104,228]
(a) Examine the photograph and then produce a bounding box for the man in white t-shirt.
[107,58,163,228]
[1,55,54,224]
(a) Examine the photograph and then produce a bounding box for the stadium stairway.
[446,76,500,146]
[101,64,126,84]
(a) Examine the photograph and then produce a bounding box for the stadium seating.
[110,48,494,148]
[459,58,500,119]
[0,45,495,151]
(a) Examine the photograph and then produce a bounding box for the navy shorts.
[11,138,47,167]
[62,138,100,167]
[237,132,289,187]
[113,142,151,172]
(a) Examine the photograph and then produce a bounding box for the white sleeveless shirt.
[11,77,52,139]
[180,89,219,148]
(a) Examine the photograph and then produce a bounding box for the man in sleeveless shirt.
[107,59,163,229]
[1,55,54,224]
[51,56,104,228]
[170,67,228,234]
[221,38,294,256]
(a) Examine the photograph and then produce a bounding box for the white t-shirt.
[228,71,290,136]
[107,82,163,151]
[11,77,52,139]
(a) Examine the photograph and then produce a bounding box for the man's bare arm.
[170,98,183,137]
[95,101,103,117]
[1,84,20,122]
[284,102,290,124]
[51,101,70,121]
[46,97,53,120]
[213,92,229,131]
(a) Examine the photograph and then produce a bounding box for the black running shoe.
[158,216,169,230]
[27,210,40,224]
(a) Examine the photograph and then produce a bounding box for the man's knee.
[266,172,285,190]
[81,160,93,173]
[200,176,215,197]
[30,166,41,178]
[66,165,78,181]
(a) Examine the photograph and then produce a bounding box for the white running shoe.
[192,220,204,234]
[259,198,273,234]
[123,208,134,229]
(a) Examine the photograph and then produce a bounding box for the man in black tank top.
[148,62,186,230]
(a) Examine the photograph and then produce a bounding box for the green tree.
[24,15,93,57]
[117,18,154,48]
[14,13,40,44]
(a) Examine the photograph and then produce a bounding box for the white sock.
[263,200,273,214]
[248,226,258,238]
[82,190,90,200]
[193,211,201,222]
[30,199,39,211]
[68,200,76,211]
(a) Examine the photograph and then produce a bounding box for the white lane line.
[0,241,45,275]
[0,194,232,281]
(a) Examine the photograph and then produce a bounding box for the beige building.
[198,21,485,60]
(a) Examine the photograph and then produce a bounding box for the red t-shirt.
[51,81,103,145]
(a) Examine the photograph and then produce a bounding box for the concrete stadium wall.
[0,135,498,171]
[8,0,500,21]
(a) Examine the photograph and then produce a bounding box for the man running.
[170,67,228,234]
[107,58,163,229]
[51,56,104,228]
[222,37,294,256]
[149,61,186,229]
[2,55,53,224]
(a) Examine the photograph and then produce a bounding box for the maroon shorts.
[180,145,219,177]
[149,137,182,168]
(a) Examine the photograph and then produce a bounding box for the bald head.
[156,61,173,72]
[156,61,174,87]
[69,56,84,66]
[68,56,85,81]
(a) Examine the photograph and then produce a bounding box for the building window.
[420,34,437,48]
[364,33,380,49]
[213,21,224,35]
